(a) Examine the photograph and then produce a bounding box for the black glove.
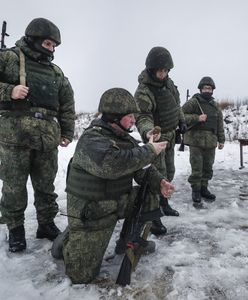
[178,121,187,134]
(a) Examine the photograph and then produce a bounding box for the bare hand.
[160,179,175,198]
[146,126,161,142]
[218,143,224,150]
[149,134,167,155]
[199,114,207,122]
[60,137,71,147]
[11,85,29,100]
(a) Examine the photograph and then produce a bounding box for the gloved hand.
[178,121,187,134]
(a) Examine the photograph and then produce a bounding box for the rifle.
[186,89,190,101]
[179,89,190,151]
[116,167,153,286]
[178,136,185,151]
[1,21,9,49]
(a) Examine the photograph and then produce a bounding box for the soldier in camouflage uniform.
[0,18,75,252]
[134,46,187,235]
[182,77,225,208]
[52,88,175,284]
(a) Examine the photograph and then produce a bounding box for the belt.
[31,112,58,122]
[0,110,58,122]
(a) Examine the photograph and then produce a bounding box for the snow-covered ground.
[1,140,248,300]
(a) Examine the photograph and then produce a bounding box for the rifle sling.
[19,49,26,86]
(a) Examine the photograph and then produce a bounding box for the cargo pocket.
[40,120,61,152]
[81,200,118,230]
[0,115,25,146]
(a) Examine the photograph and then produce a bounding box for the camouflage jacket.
[66,118,165,201]
[182,93,225,148]
[0,37,75,150]
[134,69,185,144]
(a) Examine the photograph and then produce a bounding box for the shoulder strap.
[194,95,205,114]
[19,49,26,86]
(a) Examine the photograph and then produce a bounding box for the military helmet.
[145,46,174,70]
[98,88,140,115]
[198,77,216,90]
[25,18,61,45]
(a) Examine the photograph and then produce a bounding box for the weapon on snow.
[116,167,160,286]
[1,21,9,49]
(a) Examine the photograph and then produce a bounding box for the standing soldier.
[134,46,187,235]
[182,77,225,208]
[51,88,175,284]
[0,18,75,252]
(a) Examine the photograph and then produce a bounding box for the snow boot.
[150,219,167,235]
[160,197,179,217]
[9,225,26,253]
[36,221,61,241]
[115,237,156,255]
[201,186,216,201]
[51,227,69,259]
[192,191,204,209]
[192,190,201,202]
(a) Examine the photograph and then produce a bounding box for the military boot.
[115,236,156,255]
[160,197,179,217]
[201,186,216,202]
[36,221,61,241]
[192,190,204,209]
[51,227,69,259]
[135,237,156,255]
[150,219,167,235]
[9,225,26,253]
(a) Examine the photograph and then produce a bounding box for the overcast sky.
[2,0,248,112]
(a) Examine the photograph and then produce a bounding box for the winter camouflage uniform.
[62,88,165,284]
[0,26,75,230]
[135,70,184,181]
[134,47,185,232]
[182,93,225,191]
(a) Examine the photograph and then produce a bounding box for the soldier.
[0,18,75,252]
[134,46,187,235]
[51,88,175,284]
[182,77,225,208]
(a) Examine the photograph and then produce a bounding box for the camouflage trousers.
[63,187,159,284]
[188,146,216,191]
[154,144,175,182]
[0,145,58,229]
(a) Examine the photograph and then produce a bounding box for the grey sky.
[2,0,248,112]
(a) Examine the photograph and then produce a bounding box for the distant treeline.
[218,98,248,110]
[74,101,248,142]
